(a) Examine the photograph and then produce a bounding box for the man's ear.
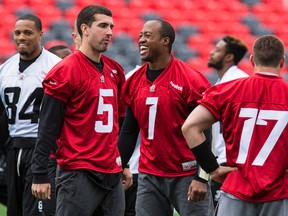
[280,55,285,68]
[81,23,88,36]
[224,53,234,62]
[162,37,170,47]
[250,54,255,67]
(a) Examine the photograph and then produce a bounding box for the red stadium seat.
[238,59,253,76]
[27,0,55,7]
[176,0,202,11]
[225,22,251,36]
[75,0,105,8]
[0,0,287,78]
[186,57,214,75]
[2,13,17,30]
[34,6,62,28]
[63,6,81,27]
[0,38,16,61]
[2,0,26,8]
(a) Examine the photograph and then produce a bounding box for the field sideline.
[0,204,180,216]
[0,203,6,216]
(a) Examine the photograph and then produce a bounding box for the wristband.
[193,175,208,183]
[124,164,130,168]
[194,166,210,183]
[191,140,219,173]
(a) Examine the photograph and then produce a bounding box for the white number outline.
[146,97,158,140]
[237,108,288,166]
[95,89,113,133]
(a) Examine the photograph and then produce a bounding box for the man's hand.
[31,183,51,200]
[187,179,207,201]
[122,168,133,190]
[210,166,238,183]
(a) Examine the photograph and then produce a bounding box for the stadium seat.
[176,24,199,41]
[0,0,287,78]
[141,10,163,21]
[63,6,80,26]
[75,0,104,8]
[186,57,214,75]
[15,7,36,17]
[2,0,26,9]
[174,46,198,62]
[250,24,274,36]
[241,14,261,30]
[2,13,16,32]
[0,38,16,59]
[225,22,251,36]
[241,0,261,6]
[56,0,75,11]
[238,59,253,75]
[34,5,62,27]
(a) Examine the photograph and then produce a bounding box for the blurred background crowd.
[1,0,288,82]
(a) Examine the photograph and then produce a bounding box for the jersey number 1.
[146,97,158,140]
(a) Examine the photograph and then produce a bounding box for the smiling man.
[118,19,214,216]
[0,14,61,216]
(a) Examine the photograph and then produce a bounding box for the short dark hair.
[253,35,284,67]
[48,45,70,53]
[155,19,175,53]
[16,14,42,32]
[77,4,112,38]
[222,36,248,65]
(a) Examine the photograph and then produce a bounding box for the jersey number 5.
[95,89,113,133]
[4,87,44,124]
[236,108,288,166]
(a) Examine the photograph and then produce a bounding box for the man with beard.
[207,35,248,208]
[0,14,61,216]
[182,34,288,216]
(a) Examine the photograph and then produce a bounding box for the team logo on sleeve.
[150,84,155,92]
[116,156,122,166]
[19,74,25,80]
[100,75,105,83]
[170,81,183,92]
[49,80,57,85]
[182,160,197,171]
[111,69,117,74]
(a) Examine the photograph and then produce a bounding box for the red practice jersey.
[43,51,125,173]
[122,56,210,177]
[200,73,288,202]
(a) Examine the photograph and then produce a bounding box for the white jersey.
[126,65,141,174]
[212,65,248,164]
[0,48,61,138]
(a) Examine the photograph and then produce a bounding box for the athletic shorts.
[136,172,214,216]
[215,191,288,216]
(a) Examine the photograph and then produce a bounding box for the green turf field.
[0,203,180,216]
[0,203,6,216]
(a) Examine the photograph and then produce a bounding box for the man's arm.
[118,107,139,169]
[0,100,9,153]
[182,105,237,200]
[31,94,65,200]
[186,105,212,201]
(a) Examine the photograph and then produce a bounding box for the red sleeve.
[43,60,73,103]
